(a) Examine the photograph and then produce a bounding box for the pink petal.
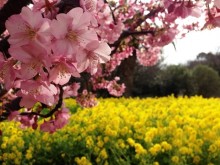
[19,63,39,79]
[8,32,29,46]
[5,15,26,35]
[68,7,83,25]
[93,42,111,63]
[215,0,220,8]
[20,95,36,108]
[20,7,43,28]
[86,40,99,51]
[73,12,91,29]
[51,15,68,39]
[9,46,32,63]
[77,29,98,47]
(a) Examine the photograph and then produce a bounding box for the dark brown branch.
[109,6,163,54]
[20,85,64,118]
[110,30,154,55]
[129,6,164,31]
[104,0,117,24]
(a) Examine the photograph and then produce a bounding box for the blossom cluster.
[0,0,115,131]
[1,96,220,164]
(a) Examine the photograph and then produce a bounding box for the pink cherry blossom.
[63,83,80,98]
[174,2,190,19]
[214,0,220,9]
[155,28,178,47]
[106,77,125,97]
[7,111,20,121]
[0,0,7,8]
[76,41,111,74]
[80,0,97,12]
[50,7,98,55]
[0,57,16,90]
[32,0,61,18]
[9,44,51,79]
[76,90,98,108]
[203,12,220,29]
[49,59,80,85]
[54,108,70,129]
[40,120,56,133]
[5,7,51,47]
[18,80,58,108]
[136,47,160,66]
[19,115,35,128]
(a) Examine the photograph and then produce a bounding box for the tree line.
[132,52,220,98]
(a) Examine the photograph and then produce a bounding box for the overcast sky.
[162,28,220,65]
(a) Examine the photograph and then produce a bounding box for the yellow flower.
[86,136,94,148]
[97,140,104,148]
[75,156,92,165]
[179,147,190,155]
[153,162,160,165]
[208,144,218,153]
[161,141,172,151]
[127,138,135,146]
[25,152,32,160]
[149,144,161,156]
[1,143,7,149]
[134,143,147,155]
[193,155,201,164]
[100,149,108,159]
[14,158,21,165]
[171,156,179,164]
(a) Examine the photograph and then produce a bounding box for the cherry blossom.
[0,0,7,8]
[54,108,70,129]
[0,57,16,90]
[76,90,98,108]
[18,80,57,108]
[40,120,56,133]
[5,7,51,47]
[32,0,61,18]
[50,7,97,55]
[76,41,111,74]
[107,77,126,97]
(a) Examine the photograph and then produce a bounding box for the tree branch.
[129,6,164,31]
[20,85,64,118]
[110,30,154,55]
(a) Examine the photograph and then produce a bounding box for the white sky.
[162,28,220,65]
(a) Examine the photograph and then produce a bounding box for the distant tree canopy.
[191,64,220,97]
[159,65,195,97]
[132,51,220,98]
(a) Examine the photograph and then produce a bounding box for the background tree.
[159,65,195,97]
[188,52,220,76]
[191,64,220,97]
[133,59,164,97]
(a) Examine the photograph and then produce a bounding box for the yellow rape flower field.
[1,96,220,165]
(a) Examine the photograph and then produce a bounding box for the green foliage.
[191,64,220,97]
[159,65,195,97]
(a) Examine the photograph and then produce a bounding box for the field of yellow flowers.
[1,96,220,165]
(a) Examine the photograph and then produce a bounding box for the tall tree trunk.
[117,51,136,97]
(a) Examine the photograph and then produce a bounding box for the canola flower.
[1,96,220,164]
